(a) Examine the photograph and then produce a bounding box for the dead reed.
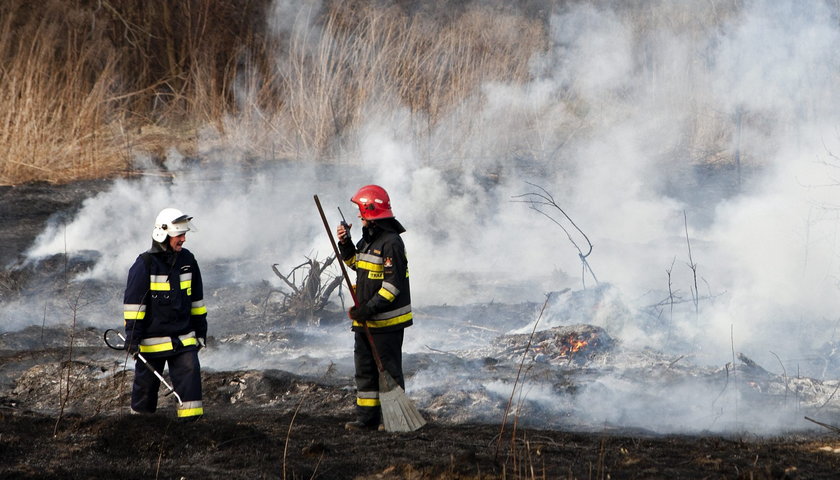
[0,0,545,184]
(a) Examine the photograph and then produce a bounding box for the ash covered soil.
[3,181,840,479]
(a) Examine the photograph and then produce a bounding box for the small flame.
[570,339,588,353]
[556,334,590,357]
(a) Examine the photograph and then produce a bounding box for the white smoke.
[11,0,840,434]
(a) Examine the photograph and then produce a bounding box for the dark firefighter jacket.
[123,243,207,356]
[339,219,412,333]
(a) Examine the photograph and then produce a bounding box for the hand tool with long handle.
[104,328,183,405]
[314,194,425,432]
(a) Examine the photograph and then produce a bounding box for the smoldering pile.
[3,251,840,435]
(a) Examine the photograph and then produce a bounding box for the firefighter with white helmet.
[151,207,194,242]
[336,185,413,430]
[123,207,208,420]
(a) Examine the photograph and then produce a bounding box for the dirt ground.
[3,181,840,479]
[4,380,840,480]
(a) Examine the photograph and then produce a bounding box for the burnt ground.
[3,181,840,479]
[3,345,840,480]
[3,360,840,480]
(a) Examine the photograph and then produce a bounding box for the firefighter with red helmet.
[337,185,413,430]
[123,208,208,420]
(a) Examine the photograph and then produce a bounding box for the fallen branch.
[804,416,840,434]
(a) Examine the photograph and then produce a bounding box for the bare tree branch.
[513,182,598,287]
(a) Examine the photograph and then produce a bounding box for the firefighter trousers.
[353,329,404,426]
[131,348,203,419]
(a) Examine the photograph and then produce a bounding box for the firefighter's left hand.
[198,337,206,350]
[348,305,373,321]
[126,340,140,356]
[337,223,352,243]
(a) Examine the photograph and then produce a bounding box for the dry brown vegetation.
[0,0,546,185]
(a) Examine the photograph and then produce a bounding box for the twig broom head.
[379,371,426,432]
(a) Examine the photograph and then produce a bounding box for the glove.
[348,304,373,321]
[198,337,206,350]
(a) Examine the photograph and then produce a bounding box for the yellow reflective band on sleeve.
[381,281,399,296]
[191,300,207,315]
[377,288,395,302]
[356,397,381,407]
[344,255,357,268]
[180,280,192,290]
[124,310,146,320]
[123,304,147,320]
[181,337,197,347]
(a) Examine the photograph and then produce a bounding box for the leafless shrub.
[513,182,598,288]
[270,255,343,326]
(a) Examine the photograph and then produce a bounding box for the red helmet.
[351,185,394,220]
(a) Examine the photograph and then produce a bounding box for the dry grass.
[0,0,547,184]
[0,0,126,184]
[218,2,547,159]
[1,0,759,185]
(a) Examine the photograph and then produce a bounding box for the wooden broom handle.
[314,195,386,373]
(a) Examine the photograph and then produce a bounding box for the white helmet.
[151,208,195,243]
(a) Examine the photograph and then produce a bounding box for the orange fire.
[570,339,588,353]
[557,334,590,357]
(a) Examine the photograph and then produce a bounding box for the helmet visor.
[168,215,196,235]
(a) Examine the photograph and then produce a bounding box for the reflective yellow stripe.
[353,312,413,329]
[357,397,381,407]
[191,300,207,315]
[124,311,146,320]
[178,400,203,417]
[367,271,384,280]
[381,281,399,296]
[377,288,395,302]
[358,261,383,272]
[139,333,197,353]
[177,407,204,417]
[344,256,357,268]
[140,342,173,353]
[150,275,170,291]
[180,280,192,290]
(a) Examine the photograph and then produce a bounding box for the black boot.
[344,420,382,431]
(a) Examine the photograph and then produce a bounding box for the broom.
[314,194,426,432]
